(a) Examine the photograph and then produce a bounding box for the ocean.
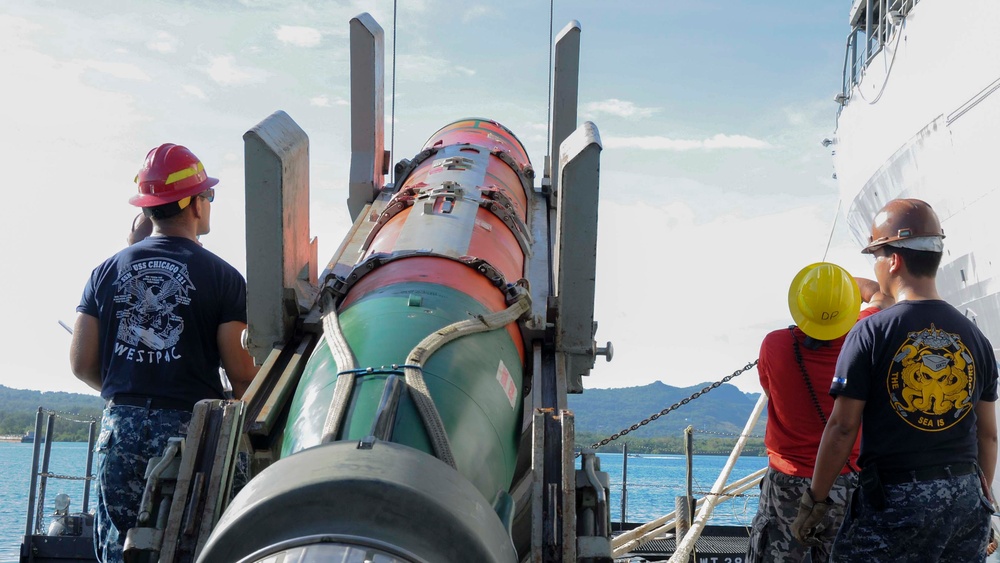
[3,442,93,562]
[598,452,765,526]
[1,443,766,562]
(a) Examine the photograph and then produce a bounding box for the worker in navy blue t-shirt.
[70,144,258,563]
[793,198,999,562]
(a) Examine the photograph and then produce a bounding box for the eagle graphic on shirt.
[113,258,195,352]
[888,324,974,431]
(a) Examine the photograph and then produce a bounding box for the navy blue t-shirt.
[77,236,247,406]
[831,300,998,472]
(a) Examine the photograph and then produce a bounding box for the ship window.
[960,269,966,282]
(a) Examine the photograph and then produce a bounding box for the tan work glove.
[791,489,833,546]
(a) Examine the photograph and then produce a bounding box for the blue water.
[0,444,766,562]
[597,452,765,527]
[2,442,93,562]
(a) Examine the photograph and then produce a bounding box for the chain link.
[41,408,99,425]
[40,472,94,481]
[693,429,764,439]
[586,359,759,451]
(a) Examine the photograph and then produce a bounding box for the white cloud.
[397,53,475,82]
[0,14,40,48]
[310,95,348,107]
[462,6,500,23]
[583,98,659,119]
[82,60,150,81]
[604,133,773,151]
[203,55,266,86]
[275,25,322,47]
[146,31,177,54]
[0,12,151,395]
[587,197,868,394]
[183,84,207,99]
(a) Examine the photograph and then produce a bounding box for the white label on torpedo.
[496,360,517,410]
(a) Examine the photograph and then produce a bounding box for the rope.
[404,295,532,469]
[822,199,841,262]
[320,302,359,443]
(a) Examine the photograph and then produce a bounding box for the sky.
[0,0,875,398]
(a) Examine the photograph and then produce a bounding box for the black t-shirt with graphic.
[831,300,999,473]
[78,236,247,407]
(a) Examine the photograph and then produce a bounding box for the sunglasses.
[198,188,215,203]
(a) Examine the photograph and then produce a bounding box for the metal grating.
[616,525,752,561]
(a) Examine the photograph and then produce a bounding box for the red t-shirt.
[759,308,878,476]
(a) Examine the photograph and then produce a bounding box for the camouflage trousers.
[831,472,990,562]
[94,406,190,563]
[747,467,857,563]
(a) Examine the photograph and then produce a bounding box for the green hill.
[0,385,103,442]
[569,381,767,455]
[0,381,768,453]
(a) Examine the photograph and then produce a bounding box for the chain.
[790,328,829,426]
[790,328,860,475]
[42,409,99,425]
[693,429,763,439]
[585,359,759,451]
[40,472,94,481]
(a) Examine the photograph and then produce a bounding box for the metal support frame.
[244,111,317,365]
[553,123,603,393]
[130,400,246,563]
[347,12,386,221]
[20,408,98,561]
[548,21,581,199]
[576,448,612,561]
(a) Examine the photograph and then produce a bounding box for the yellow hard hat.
[788,262,861,341]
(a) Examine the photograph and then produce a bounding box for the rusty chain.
[585,359,759,451]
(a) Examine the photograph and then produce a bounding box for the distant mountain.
[0,385,103,441]
[0,381,767,446]
[568,381,766,441]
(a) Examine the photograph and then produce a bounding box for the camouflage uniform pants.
[747,467,857,563]
[831,472,990,562]
[94,406,190,563]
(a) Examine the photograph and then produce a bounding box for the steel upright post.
[83,418,97,512]
[23,407,44,536]
[34,412,55,535]
[621,442,628,526]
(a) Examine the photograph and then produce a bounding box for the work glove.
[791,489,833,546]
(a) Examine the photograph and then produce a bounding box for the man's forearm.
[811,421,859,500]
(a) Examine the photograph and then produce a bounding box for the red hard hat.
[130,144,219,208]
[861,198,945,254]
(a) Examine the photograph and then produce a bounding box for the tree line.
[576,432,766,457]
[0,385,104,442]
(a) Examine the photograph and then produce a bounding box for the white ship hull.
[836,0,1000,345]
[834,0,1000,491]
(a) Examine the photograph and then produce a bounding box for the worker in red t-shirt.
[747,262,890,563]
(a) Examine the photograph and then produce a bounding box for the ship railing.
[23,406,98,537]
[610,394,767,561]
[839,0,919,109]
